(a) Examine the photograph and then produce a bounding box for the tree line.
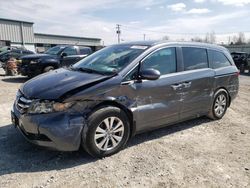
[162,32,249,45]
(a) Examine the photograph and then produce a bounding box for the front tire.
[82,106,130,158]
[44,66,54,73]
[208,89,228,120]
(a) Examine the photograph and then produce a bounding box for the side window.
[23,50,33,55]
[141,47,176,75]
[62,47,77,56]
[209,50,232,69]
[80,48,92,55]
[182,47,208,71]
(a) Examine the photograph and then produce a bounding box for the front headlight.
[28,100,74,114]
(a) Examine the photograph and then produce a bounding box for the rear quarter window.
[208,50,231,69]
[182,47,208,71]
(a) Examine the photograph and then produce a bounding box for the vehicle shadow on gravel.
[129,117,211,147]
[0,117,212,176]
[0,124,96,176]
[1,77,29,83]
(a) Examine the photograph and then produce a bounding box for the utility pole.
[143,34,146,41]
[116,24,121,44]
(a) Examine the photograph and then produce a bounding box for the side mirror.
[140,68,160,80]
[61,52,67,57]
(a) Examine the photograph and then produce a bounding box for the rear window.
[209,50,231,69]
[182,47,208,71]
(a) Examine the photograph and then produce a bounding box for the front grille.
[16,96,32,114]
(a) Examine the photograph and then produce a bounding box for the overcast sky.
[0,0,250,45]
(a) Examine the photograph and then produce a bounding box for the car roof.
[115,40,227,51]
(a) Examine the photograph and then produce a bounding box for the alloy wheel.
[214,94,227,117]
[94,117,124,151]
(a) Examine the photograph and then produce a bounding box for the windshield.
[72,44,148,75]
[45,46,63,55]
[0,51,8,56]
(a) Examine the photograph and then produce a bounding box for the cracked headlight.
[28,100,74,114]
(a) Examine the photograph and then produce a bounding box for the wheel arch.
[89,100,136,138]
[41,59,60,70]
[214,87,231,107]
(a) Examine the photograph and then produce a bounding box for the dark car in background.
[19,45,92,77]
[11,41,239,158]
[0,46,21,53]
[231,52,250,73]
[0,49,34,69]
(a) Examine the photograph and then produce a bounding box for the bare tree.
[204,31,216,43]
[162,35,169,41]
[191,36,203,42]
[210,31,216,43]
[234,32,246,45]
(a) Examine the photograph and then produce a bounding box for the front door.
[60,47,80,67]
[129,47,183,132]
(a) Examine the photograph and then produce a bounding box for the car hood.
[20,68,110,100]
[21,53,56,60]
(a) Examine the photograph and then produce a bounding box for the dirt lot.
[0,68,249,188]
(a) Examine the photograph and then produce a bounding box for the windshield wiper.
[74,67,106,75]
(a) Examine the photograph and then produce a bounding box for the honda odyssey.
[11,41,239,158]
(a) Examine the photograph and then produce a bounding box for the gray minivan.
[11,41,239,158]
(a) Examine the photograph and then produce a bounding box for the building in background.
[0,18,102,52]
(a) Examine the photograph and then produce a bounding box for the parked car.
[231,52,250,73]
[11,41,239,158]
[0,46,21,53]
[19,45,92,77]
[0,49,34,69]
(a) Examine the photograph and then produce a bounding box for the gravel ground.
[0,69,249,188]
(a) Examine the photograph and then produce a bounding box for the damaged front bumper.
[11,104,85,151]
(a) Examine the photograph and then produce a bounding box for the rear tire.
[208,89,228,120]
[82,106,130,158]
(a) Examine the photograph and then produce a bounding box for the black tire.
[208,89,228,120]
[82,106,130,158]
[239,64,245,74]
[44,66,54,73]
